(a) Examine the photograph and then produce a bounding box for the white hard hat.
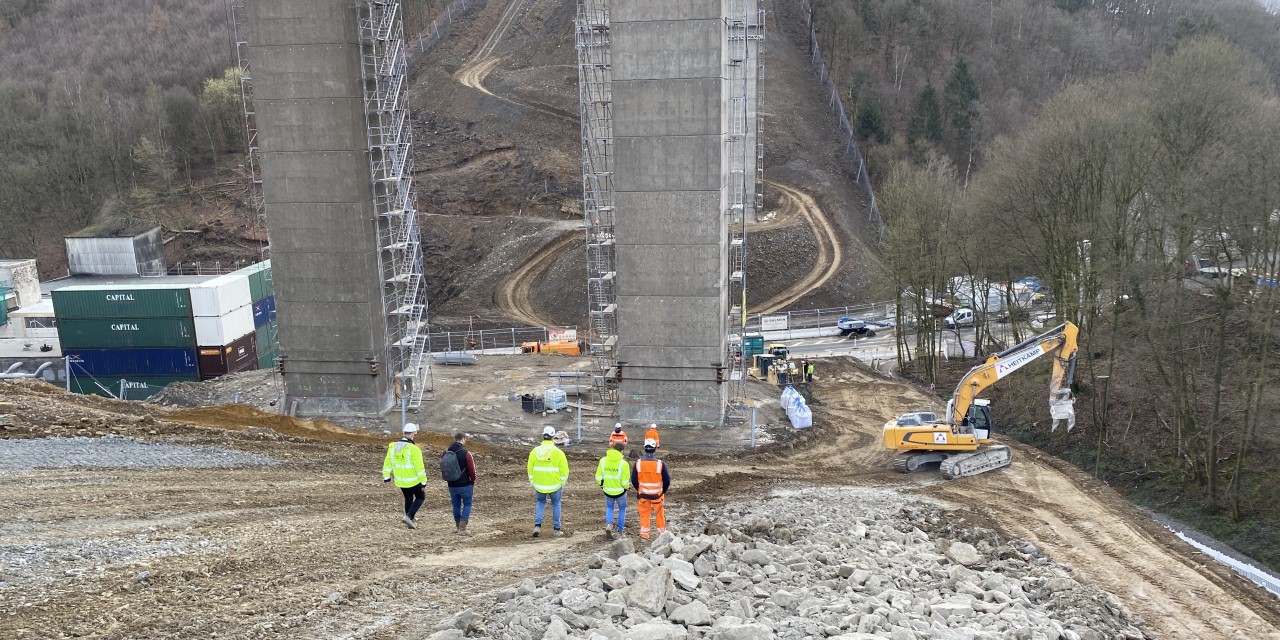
[613,423,623,432]
[644,438,657,449]
[542,425,557,438]
[649,423,657,429]
[403,423,419,434]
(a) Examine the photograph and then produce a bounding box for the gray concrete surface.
[246,0,394,416]
[0,436,278,471]
[613,0,729,426]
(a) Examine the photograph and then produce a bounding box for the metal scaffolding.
[228,0,264,218]
[576,0,618,406]
[725,0,765,406]
[357,0,431,408]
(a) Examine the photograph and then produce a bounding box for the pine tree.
[943,58,981,137]
[855,100,888,143]
[908,85,944,144]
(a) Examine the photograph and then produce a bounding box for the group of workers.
[380,421,671,540]
[774,358,815,386]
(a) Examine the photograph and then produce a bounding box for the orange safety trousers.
[638,495,666,537]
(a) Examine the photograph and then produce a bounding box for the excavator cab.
[958,399,992,441]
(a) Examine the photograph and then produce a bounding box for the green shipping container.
[58,317,197,349]
[232,261,273,302]
[69,375,199,400]
[254,319,278,353]
[53,284,193,319]
[257,349,279,371]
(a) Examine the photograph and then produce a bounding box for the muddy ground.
[1,359,1277,639]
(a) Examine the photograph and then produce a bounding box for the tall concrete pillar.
[612,0,729,426]
[246,0,392,415]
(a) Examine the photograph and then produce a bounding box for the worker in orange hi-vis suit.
[608,423,628,447]
[644,424,660,450]
[631,438,670,540]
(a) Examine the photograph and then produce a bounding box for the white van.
[944,308,975,329]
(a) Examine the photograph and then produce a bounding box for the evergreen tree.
[908,85,944,144]
[855,100,888,143]
[943,58,981,137]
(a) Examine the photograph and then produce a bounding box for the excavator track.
[939,445,1013,479]
[893,451,947,473]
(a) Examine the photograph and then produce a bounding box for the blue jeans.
[449,484,474,521]
[605,493,627,532]
[535,489,562,529]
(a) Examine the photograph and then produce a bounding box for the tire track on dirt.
[468,0,526,63]
[757,180,843,312]
[454,56,576,122]
[494,230,579,327]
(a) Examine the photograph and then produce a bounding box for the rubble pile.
[148,370,282,411]
[431,486,1148,640]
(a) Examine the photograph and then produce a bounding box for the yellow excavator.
[884,322,1079,479]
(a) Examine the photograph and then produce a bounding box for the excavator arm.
[947,322,1080,430]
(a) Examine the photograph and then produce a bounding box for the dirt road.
[493,230,579,327]
[4,363,1277,639]
[756,180,844,312]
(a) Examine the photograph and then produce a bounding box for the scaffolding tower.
[725,0,765,407]
[357,0,432,408]
[228,0,264,219]
[576,0,618,406]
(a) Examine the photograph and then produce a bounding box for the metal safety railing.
[745,301,896,332]
[426,326,578,352]
[798,0,882,241]
[405,0,475,65]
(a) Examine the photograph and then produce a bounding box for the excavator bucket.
[1050,397,1075,432]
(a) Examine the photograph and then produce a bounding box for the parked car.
[836,317,879,338]
[943,308,976,329]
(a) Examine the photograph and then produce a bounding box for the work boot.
[605,526,614,539]
[459,519,471,537]
[532,525,541,538]
[554,528,564,538]
[402,515,416,530]
[639,529,650,540]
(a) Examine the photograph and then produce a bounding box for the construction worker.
[644,423,660,450]
[595,441,632,539]
[609,423,628,447]
[382,423,427,529]
[631,438,670,540]
[527,425,570,537]
[806,360,815,383]
[441,432,477,536]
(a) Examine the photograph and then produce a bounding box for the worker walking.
[644,423,660,450]
[441,432,477,536]
[595,442,632,538]
[527,425,570,537]
[631,438,670,540]
[382,423,427,529]
[609,423,628,447]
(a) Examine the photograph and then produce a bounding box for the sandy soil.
[2,362,1277,639]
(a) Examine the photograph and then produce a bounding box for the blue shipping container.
[64,347,200,377]
[252,295,276,328]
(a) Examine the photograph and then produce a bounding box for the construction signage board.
[761,315,788,331]
[548,328,577,342]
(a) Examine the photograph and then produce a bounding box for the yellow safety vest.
[383,439,426,488]
[595,449,630,497]
[527,441,569,493]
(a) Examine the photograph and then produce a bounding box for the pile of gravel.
[427,486,1148,640]
[0,436,278,471]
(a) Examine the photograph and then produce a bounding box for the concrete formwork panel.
[611,0,723,25]
[614,246,722,297]
[612,192,722,245]
[610,21,724,81]
[266,203,377,253]
[256,99,368,152]
[274,301,376,351]
[616,296,724,347]
[618,379,725,426]
[612,79,723,137]
[270,254,382,304]
[613,136,725,192]
[249,45,364,100]
[245,0,358,46]
[260,152,373,203]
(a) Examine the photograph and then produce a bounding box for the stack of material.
[54,284,201,399]
[780,385,812,429]
[190,275,257,380]
[231,261,278,370]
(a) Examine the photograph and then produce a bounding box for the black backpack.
[440,449,464,482]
